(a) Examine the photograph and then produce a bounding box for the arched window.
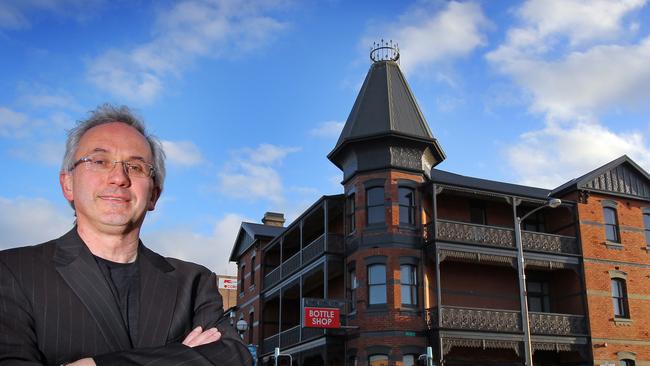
[621,360,635,366]
[250,255,256,286]
[604,207,620,242]
[368,264,387,305]
[399,187,416,225]
[366,187,385,225]
[643,212,650,245]
[611,278,630,318]
[368,354,389,366]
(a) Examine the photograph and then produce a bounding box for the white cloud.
[218,143,300,204]
[309,121,344,138]
[0,0,104,30]
[369,1,490,74]
[162,140,203,166]
[506,122,650,188]
[86,0,288,103]
[9,141,64,166]
[0,197,74,249]
[142,213,247,274]
[516,0,646,47]
[0,107,30,138]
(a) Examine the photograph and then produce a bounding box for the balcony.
[426,306,586,337]
[263,233,344,289]
[261,326,326,355]
[529,312,586,336]
[425,220,578,255]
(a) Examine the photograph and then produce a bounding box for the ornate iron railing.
[529,312,587,335]
[522,231,579,255]
[427,306,522,333]
[430,220,578,255]
[436,220,516,249]
[302,234,325,264]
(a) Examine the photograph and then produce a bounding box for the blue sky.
[2,0,650,274]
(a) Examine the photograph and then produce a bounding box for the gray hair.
[62,104,166,191]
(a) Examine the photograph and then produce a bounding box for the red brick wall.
[575,192,650,364]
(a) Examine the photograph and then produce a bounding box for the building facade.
[229,47,650,366]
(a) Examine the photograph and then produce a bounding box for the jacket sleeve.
[93,272,253,366]
[0,259,46,365]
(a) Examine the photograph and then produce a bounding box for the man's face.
[60,122,160,235]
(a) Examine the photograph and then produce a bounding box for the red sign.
[304,307,341,328]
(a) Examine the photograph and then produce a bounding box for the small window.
[527,280,550,312]
[248,311,254,344]
[346,194,356,234]
[621,360,635,366]
[469,200,486,225]
[348,269,357,312]
[367,187,385,225]
[250,256,256,286]
[240,265,245,294]
[643,213,650,247]
[399,187,416,225]
[402,354,416,366]
[400,264,418,306]
[523,211,546,232]
[368,264,387,305]
[611,278,630,318]
[604,207,620,242]
[368,354,389,366]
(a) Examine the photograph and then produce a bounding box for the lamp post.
[236,319,249,340]
[514,197,561,366]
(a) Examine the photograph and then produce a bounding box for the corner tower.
[330,42,445,364]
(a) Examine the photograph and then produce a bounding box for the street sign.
[303,307,341,328]
[218,278,238,290]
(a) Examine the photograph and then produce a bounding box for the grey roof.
[328,60,444,162]
[229,222,284,262]
[431,169,551,200]
[551,155,650,200]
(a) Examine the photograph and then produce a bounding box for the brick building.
[228,46,650,365]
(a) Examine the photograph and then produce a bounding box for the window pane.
[399,207,412,225]
[604,207,617,224]
[529,297,543,312]
[400,265,413,285]
[367,187,384,206]
[644,213,650,228]
[645,229,650,245]
[368,206,384,224]
[399,188,414,206]
[369,355,388,366]
[369,285,387,304]
[606,225,618,242]
[402,354,415,366]
[369,265,386,284]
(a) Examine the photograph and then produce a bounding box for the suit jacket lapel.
[53,228,132,351]
[135,243,178,348]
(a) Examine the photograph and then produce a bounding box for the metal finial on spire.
[370,39,400,63]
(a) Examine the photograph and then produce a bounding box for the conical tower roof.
[328,48,445,181]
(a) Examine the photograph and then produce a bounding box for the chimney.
[262,212,285,227]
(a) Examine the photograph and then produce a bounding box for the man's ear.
[148,186,161,211]
[60,171,74,202]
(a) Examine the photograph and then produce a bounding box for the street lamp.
[514,197,561,366]
[236,319,249,340]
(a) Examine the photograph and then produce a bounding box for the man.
[0,105,252,366]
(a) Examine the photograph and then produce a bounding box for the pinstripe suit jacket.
[0,228,252,366]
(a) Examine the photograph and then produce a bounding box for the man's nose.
[107,161,131,186]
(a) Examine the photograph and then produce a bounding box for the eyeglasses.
[70,153,155,179]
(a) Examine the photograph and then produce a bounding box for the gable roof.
[229,222,284,262]
[431,169,551,200]
[551,155,650,201]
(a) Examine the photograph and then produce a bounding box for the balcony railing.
[261,333,279,355]
[530,312,586,335]
[522,231,579,255]
[280,325,301,348]
[263,233,345,289]
[426,306,586,337]
[427,220,578,255]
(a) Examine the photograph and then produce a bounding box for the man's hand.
[66,358,96,366]
[182,326,222,347]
